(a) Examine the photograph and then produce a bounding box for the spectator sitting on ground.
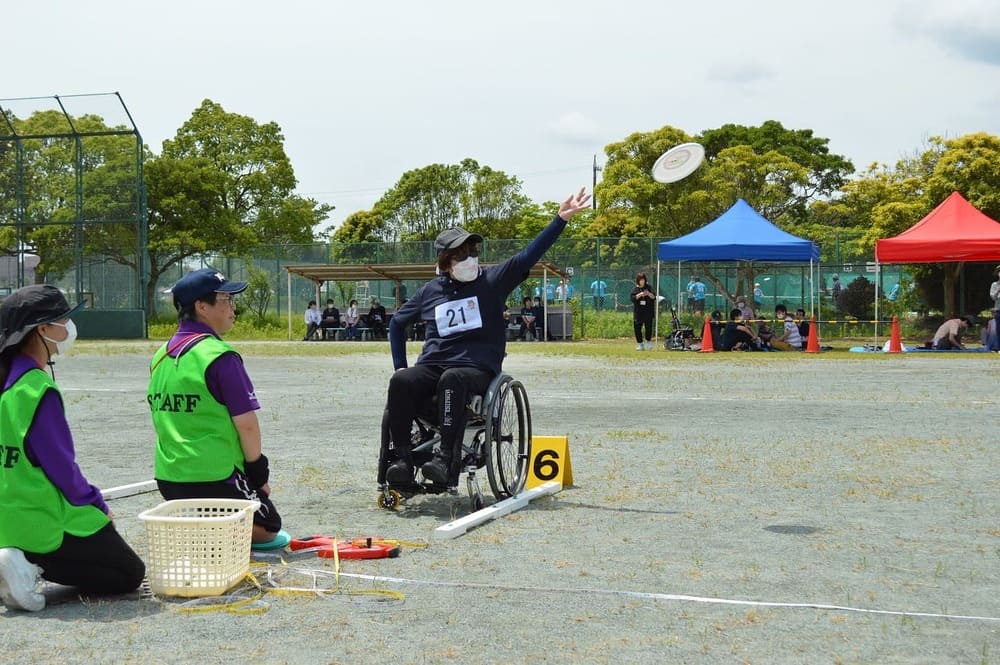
[770,304,803,351]
[735,297,756,327]
[795,308,810,350]
[709,310,724,350]
[721,308,759,351]
[368,298,387,340]
[932,315,976,350]
[320,299,340,332]
[303,300,322,341]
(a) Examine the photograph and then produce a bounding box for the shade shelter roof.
[284,261,567,285]
[875,191,1000,264]
[657,198,820,262]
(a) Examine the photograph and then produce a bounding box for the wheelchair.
[664,306,696,350]
[376,372,532,512]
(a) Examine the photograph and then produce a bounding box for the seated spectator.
[709,310,724,350]
[303,300,322,341]
[518,297,537,341]
[795,308,810,349]
[532,296,546,341]
[344,299,360,340]
[367,298,387,340]
[932,315,976,349]
[735,298,756,326]
[320,299,341,334]
[770,304,803,351]
[721,308,759,351]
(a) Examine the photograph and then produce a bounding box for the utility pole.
[592,154,602,210]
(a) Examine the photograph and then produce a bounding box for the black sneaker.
[421,457,450,485]
[385,460,413,485]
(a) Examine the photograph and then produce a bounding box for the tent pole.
[875,264,881,346]
[286,270,293,340]
[655,260,660,344]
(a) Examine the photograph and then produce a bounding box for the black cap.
[434,227,483,254]
[0,285,84,354]
[171,268,248,309]
[963,314,977,326]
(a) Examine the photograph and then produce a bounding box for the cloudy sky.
[5,1,999,230]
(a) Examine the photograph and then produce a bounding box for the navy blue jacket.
[389,215,568,374]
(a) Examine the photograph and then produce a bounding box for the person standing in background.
[989,267,1000,351]
[590,278,607,311]
[631,272,657,350]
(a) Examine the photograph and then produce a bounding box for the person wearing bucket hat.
[383,188,591,488]
[0,285,145,611]
[147,268,288,549]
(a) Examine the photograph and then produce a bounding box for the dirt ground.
[2,341,999,664]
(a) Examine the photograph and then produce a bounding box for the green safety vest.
[149,336,244,483]
[0,367,110,553]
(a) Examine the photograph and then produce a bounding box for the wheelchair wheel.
[485,377,531,500]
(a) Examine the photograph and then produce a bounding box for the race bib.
[435,296,483,337]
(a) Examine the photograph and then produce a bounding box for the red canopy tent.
[875,191,1000,263]
[872,192,1000,344]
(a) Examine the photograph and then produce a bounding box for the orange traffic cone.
[887,316,903,353]
[700,315,715,353]
[805,315,820,353]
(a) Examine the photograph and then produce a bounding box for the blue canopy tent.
[655,199,820,339]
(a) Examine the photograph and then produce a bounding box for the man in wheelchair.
[382,188,591,490]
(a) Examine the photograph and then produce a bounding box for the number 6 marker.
[527,435,574,489]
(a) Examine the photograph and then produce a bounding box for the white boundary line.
[331,571,1000,624]
[432,481,562,540]
[102,479,158,500]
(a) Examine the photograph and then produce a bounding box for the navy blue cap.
[171,268,248,309]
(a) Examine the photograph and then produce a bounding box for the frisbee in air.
[651,142,705,183]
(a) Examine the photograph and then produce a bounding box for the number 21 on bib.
[435,296,483,337]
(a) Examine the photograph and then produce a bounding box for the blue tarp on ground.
[657,198,820,262]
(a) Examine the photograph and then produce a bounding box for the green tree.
[835,133,1000,316]
[0,110,140,282]
[107,100,330,316]
[333,159,531,243]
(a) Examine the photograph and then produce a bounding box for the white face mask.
[451,256,480,283]
[41,319,77,356]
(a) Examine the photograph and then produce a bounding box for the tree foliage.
[0,110,141,282]
[826,133,1000,316]
[585,120,853,241]
[333,159,532,243]
[134,100,330,315]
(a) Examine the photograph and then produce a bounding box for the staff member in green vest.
[0,285,145,612]
[149,268,286,548]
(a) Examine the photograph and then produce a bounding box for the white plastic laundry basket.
[138,498,259,597]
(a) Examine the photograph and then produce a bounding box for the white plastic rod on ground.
[433,481,561,540]
[102,479,158,500]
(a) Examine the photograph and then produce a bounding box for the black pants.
[634,317,654,343]
[304,322,320,340]
[25,522,145,595]
[387,365,492,477]
[157,472,283,534]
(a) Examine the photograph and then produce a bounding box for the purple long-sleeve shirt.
[7,354,109,515]
[167,321,259,417]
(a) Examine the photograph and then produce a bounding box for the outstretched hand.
[558,188,592,220]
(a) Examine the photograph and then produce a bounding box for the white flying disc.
[651,142,705,183]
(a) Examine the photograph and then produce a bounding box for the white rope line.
[333,571,1000,624]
